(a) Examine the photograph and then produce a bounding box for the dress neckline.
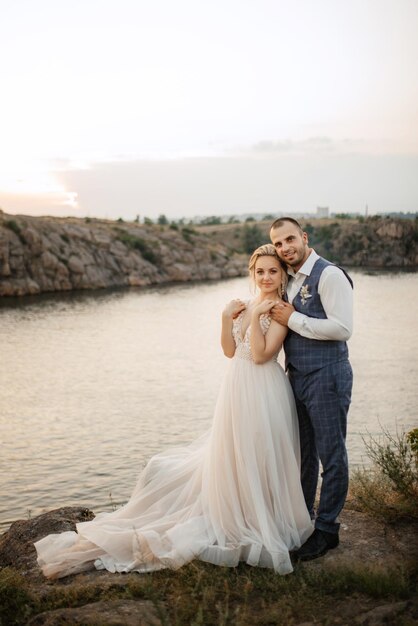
[237,300,254,341]
[237,300,272,342]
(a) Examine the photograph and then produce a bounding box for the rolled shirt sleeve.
[288,266,353,341]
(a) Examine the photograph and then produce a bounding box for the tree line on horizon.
[114,211,417,227]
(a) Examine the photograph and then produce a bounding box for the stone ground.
[0,506,417,625]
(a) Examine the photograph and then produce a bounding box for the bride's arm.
[221,300,246,358]
[250,303,288,364]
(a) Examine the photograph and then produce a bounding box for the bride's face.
[254,256,283,296]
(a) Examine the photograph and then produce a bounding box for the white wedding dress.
[35,309,313,578]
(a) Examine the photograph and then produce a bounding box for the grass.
[1,560,416,626]
[0,568,37,625]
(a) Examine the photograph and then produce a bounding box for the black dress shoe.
[293,529,339,562]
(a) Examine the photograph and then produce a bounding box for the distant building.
[316,206,329,218]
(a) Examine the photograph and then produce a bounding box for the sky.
[0,0,417,220]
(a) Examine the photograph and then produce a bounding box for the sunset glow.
[1,0,417,218]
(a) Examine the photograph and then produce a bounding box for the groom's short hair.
[270,216,304,234]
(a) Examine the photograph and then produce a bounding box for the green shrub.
[304,222,314,236]
[4,219,26,244]
[351,427,418,521]
[200,216,222,225]
[5,219,21,234]
[4,219,27,244]
[345,233,364,254]
[407,428,418,457]
[181,226,197,243]
[115,230,158,265]
[242,224,266,254]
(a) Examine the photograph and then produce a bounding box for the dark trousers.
[288,360,353,534]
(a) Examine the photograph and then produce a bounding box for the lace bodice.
[232,305,277,362]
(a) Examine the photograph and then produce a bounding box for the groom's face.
[270,223,309,272]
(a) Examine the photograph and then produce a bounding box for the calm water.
[1,271,417,531]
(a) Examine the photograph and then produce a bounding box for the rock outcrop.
[27,599,162,626]
[0,212,247,297]
[0,507,95,578]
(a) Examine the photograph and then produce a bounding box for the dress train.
[35,311,313,577]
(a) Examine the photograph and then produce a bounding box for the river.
[0,270,417,531]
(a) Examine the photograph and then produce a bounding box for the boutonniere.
[299,285,312,305]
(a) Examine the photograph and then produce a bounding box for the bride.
[35,244,313,578]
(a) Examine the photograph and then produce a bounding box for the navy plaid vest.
[284,257,350,374]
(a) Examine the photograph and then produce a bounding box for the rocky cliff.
[303,217,418,268]
[202,216,418,269]
[0,211,417,298]
[0,212,247,297]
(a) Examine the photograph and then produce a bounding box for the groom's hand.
[271,302,295,326]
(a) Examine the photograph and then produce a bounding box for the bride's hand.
[252,299,279,316]
[223,299,246,319]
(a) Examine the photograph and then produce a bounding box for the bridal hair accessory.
[299,285,312,305]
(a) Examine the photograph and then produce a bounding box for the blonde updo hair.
[248,243,288,297]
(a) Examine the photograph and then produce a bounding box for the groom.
[269,217,353,561]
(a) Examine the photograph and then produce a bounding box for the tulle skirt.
[35,356,313,578]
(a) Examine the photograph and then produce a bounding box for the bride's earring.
[280,281,285,298]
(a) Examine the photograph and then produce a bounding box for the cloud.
[0,191,79,216]
[236,136,417,157]
[247,137,337,155]
[2,143,417,219]
[52,151,418,219]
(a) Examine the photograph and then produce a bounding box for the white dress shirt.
[287,250,353,341]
